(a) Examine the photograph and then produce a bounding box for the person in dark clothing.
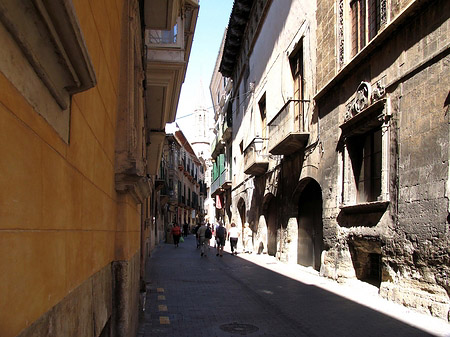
[215,222,227,257]
[183,222,189,237]
[193,223,201,248]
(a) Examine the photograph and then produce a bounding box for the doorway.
[237,198,246,227]
[266,197,278,256]
[297,180,323,271]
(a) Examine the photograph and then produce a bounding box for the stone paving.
[137,235,450,337]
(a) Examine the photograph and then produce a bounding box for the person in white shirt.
[227,222,240,255]
[243,222,253,253]
[197,223,208,257]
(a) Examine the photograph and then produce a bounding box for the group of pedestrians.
[171,220,253,256]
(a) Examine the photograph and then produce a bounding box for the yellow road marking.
[158,305,168,311]
[157,288,164,293]
[158,295,166,300]
[159,316,170,324]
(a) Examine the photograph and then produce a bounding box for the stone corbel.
[116,175,151,204]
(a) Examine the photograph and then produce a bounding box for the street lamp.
[253,136,264,152]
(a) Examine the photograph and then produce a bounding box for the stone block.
[380,278,449,321]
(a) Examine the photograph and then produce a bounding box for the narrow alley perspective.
[1,0,450,336]
[136,235,449,337]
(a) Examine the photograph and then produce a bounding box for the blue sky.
[175,0,234,140]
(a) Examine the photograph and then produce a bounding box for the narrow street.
[137,235,450,337]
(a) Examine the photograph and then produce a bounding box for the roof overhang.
[219,0,254,77]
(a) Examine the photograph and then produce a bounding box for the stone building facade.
[0,1,198,336]
[163,124,206,231]
[210,30,234,226]
[217,0,449,320]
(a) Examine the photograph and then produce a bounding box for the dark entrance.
[266,197,278,256]
[237,198,246,228]
[297,180,323,271]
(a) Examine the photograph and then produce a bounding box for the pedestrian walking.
[197,222,208,257]
[183,222,189,237]
[227,222,240,255]
[193,223,201,248]
[171,223,182,247]
[243,222,253,253]
[205,223,213,251]
[215,222,226,257]
[213,221,219,248]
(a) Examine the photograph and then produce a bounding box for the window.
[258,94,267,138]
[235,88,240,115]
[347,128,382,202]
[350,0,381,57]
[290,44,304,130]
[340,92,389,211]
[0,0,96,142]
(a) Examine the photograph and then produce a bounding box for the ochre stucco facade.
[0,0,144,336]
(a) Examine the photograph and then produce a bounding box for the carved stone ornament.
[345,101,353,121]
[338,0,345,67]
[371,80,386,101]
[351,82,372,115]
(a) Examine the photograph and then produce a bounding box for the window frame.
[339,98,391,211]
[350,0,382,57]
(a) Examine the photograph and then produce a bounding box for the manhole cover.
[219,322,259,335]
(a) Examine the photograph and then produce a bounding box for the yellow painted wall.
[0,0,141,336]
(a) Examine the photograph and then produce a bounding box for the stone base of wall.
[322,248,450,321]
[18,264,113,337]
[17,252,142,337]
[320,248,357,280]
[380,279,450,321]
[112,252,141,337]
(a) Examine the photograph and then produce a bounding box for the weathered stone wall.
[316,0,336,91]
[112,252,141,337]
[315,0,450,320]
[382,9,450,318]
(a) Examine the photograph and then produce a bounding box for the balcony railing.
[147,19,181,48]
[244,139,269,176]
[268,99,309,155]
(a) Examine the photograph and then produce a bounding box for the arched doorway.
[266,197,278,256]
[297,180,323,271]
[237,198,246,227]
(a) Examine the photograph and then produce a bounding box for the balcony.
[168,189,177,204]
[244,138,269,176]
[211,168,232,196]
[144,0,181,31]
[155,179,165,191]
[160,185,170,205]
[144,0,199,144]
[211,116,232,157]
[268,100,309,155]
